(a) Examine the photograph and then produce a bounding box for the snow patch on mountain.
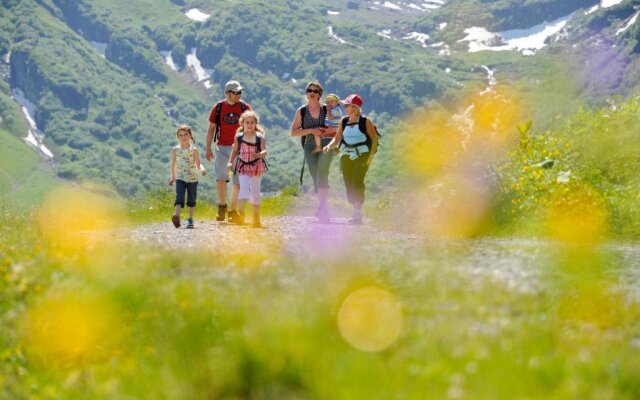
[382,1,402,10]
[601,0,624,8]
[185,8,210,22]
[89,41,107,58]
[160,51,178,72]
[328,26,348,44]
[12,88,54,159]
[616,11,639,35]
[369,0,446,13]
[403,32,430,47]
[585,4,600,14]
[459,12,573,55]
[186,48,213,89]
[587,0,626,14]
[378,29,393,39]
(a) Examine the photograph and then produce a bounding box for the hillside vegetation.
[2,0,474,198]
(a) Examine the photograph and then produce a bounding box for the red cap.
[341,94,363,108]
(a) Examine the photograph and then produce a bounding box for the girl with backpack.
[227,110,267,228]
[323,94,378,225]
[289,81,337,223]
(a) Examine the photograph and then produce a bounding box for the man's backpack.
[339,115,381,155]
[214,100,248,142]
[299,104,327,148]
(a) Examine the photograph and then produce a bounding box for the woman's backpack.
[339,115,381,153]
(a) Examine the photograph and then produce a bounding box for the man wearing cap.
[205,80,251,223]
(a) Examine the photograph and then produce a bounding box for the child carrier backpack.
[214,100,248,142]
[233,133,268,174]
[339,115,381,156]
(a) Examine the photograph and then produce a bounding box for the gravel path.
[117,216,640,298]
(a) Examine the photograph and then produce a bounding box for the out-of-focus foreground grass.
[1,185,640,399]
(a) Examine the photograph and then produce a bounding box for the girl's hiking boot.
[348,209,362,225]
[229,211,244,225]
[315,206,330,223]
[216,204,227,221]
[187,218,194,229]
[171,214,180,228]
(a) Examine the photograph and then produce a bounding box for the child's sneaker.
[171,214,180,228]
[311,146,323,155]
[216,204,227,221]
[228,210,238,223]
[186,218,194,229]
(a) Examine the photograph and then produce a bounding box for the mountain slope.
[3,0,640,200]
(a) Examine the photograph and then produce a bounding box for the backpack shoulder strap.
[215,101,224,126]
[240,100,247,113]
[340,116,349,130]
[214,101,224,141]
[299,106,307,128]
[358,115,368,134]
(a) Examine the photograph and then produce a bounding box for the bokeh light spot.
[21,290,124,368]
[337,286,403,352]
[37,186,125,258]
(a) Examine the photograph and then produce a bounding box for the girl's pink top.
[235,134,266,177]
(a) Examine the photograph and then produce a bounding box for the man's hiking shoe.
[229,211,244,225]
[171,215,180,228]
[216,204,227,221]
[186,218,194,229]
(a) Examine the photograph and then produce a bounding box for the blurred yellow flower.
[36,186,125,258]
[545,184,608,245]
[337,286,403,352]
[21,290,124,368]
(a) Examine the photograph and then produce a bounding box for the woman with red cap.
[323,94,378,224]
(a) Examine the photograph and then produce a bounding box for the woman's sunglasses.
[306,89,321,94]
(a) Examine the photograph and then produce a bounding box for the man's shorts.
[215,145,240,184]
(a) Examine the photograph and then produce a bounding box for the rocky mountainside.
[2,0,640,198]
